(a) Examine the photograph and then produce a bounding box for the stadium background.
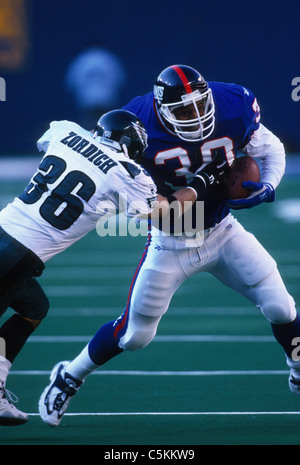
[1,0,300,154]
[1,0,300,446]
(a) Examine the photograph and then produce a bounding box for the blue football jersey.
[123,81,260,229]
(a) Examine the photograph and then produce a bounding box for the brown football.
[221,155,260,199]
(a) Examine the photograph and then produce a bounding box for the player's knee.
[25,296,50,321]
[10,278,50,320]
[37,295,50,320]
[14,293,50,321]
[119,313,160,351]
[121,328,157,351]
[254,270,297,324]
[260,293,296,324]
[29,292,50,320]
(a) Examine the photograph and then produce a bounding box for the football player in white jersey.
[38,65,300,428]
[0,109,156,425]
[0,107,225,426]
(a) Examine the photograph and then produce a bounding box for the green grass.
[0,173,300,445]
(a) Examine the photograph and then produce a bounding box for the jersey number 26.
[19,155,96,230]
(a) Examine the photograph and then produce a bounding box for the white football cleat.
[0,382,28,426]
[286,356,300,395]
[39,361,82,426]
[289,373,300,395]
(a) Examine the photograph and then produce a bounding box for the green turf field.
[0,164,300,445]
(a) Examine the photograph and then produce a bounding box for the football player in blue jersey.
[39,65,300,426]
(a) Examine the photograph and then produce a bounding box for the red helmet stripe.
[171,65,193,93]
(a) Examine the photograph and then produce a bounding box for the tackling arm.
[149,154,228,220]
[147,189,197,220]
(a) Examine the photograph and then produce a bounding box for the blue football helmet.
[154,64,215,142]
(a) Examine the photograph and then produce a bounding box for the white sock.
[0,356,12,385]
[65,345,99,382]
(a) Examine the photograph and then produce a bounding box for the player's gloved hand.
[188,155,229,199]
[227,181,275,210]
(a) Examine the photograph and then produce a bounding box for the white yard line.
[25,334,275,343]
[10,369,288,376]
[26,410,300,417]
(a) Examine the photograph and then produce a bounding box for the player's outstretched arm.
[149,154,228,220]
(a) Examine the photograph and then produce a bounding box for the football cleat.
[289,373,300,395]
[39,361,82,426]
[0,382,28,426]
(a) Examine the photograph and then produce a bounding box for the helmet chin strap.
[177,128,202,140]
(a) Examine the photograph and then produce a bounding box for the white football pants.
[119,214,296,351]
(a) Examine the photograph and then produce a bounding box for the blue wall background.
[1,0,299,155]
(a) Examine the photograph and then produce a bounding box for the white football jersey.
[0,120,157,262]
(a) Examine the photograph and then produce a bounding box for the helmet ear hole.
[94,110,148,162]
[154,64,215,142]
